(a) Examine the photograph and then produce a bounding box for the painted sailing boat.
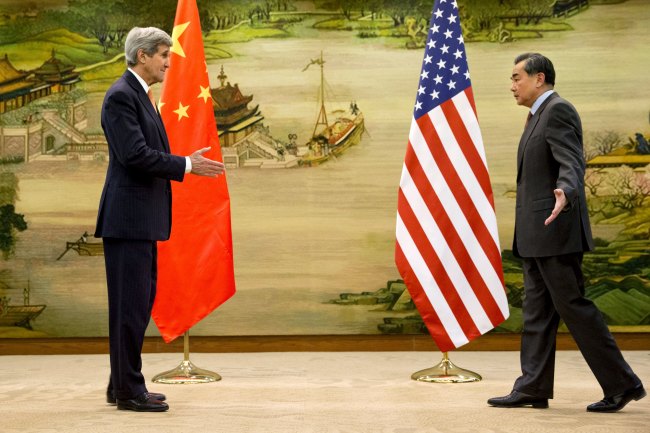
[299,52,365,166]
[56,231,103,260]
[0,281,46,330]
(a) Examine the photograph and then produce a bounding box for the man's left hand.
[544,189,567,226]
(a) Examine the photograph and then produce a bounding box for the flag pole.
[411,352,481,383]
[396,0,509,374]
[152,330,221,384]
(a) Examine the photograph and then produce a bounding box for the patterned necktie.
[147,88,158,113]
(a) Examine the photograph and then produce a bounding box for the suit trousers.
[103,238,158,400]
[513,252,639,398]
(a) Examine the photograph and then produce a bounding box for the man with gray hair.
[95,26,225,412]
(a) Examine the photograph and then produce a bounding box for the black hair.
[514,53,555,86]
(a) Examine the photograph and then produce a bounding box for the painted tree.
[584,130,625,160]
[0,172,26,260]
[0,204,26,260]
[607,165,650,211]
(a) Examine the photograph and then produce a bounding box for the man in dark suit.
[488,53,645,412]
[95,27,225,412]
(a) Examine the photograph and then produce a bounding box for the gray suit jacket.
[513,92,594,257]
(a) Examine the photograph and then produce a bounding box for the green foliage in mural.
[0,173,27,260]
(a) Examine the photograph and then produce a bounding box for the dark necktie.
[525,111,532,128]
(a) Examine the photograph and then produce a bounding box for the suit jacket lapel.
[123,71,171,153]
[138,91,171,153]
[516,92,559,181]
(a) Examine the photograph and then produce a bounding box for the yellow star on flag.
[158,101,165,111]
[173,102,190,121]
[154,0,236,346]
[198,85,212,103]
[171,21,190,58]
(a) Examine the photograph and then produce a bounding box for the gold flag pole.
[152,330,221,384]
[411,352,482,383]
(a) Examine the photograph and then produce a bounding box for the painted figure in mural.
[487,53,645,412]
[634,132,650,154]
[94,27,225,412]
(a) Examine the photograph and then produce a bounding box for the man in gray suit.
[488,53,645,412]
[96,27,225,412]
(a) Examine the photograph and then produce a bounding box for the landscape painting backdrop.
[0,0,648,340]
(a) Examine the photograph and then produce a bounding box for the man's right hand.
[189,147,225,177]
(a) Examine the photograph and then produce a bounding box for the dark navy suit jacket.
[95,71,186,241]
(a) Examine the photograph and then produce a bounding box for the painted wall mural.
[0,0,648,339]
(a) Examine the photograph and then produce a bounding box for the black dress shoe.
[488,390,549,408]
[587,384,646,413]
[107,391,166,405]
[116,392,169,412]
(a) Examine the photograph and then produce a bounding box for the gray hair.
[124,27,172,67]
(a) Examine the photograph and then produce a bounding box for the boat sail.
[298,52,364,166]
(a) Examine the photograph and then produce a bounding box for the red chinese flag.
[152,0,236,342]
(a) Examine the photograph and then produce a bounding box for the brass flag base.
[411,352,482,383]
[152,331,221,384]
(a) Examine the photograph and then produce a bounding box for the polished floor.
[0,351,648,433]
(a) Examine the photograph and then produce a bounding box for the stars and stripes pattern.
[395,0,509,352]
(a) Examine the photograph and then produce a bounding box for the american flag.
[395,0,509,352]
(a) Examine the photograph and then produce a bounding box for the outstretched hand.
[189,147,225,177]
[544,189,567,226]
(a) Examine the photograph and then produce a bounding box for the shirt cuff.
[185,156,192,173]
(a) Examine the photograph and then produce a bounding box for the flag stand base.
[152,331,221,384]
[411,352,482,383]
